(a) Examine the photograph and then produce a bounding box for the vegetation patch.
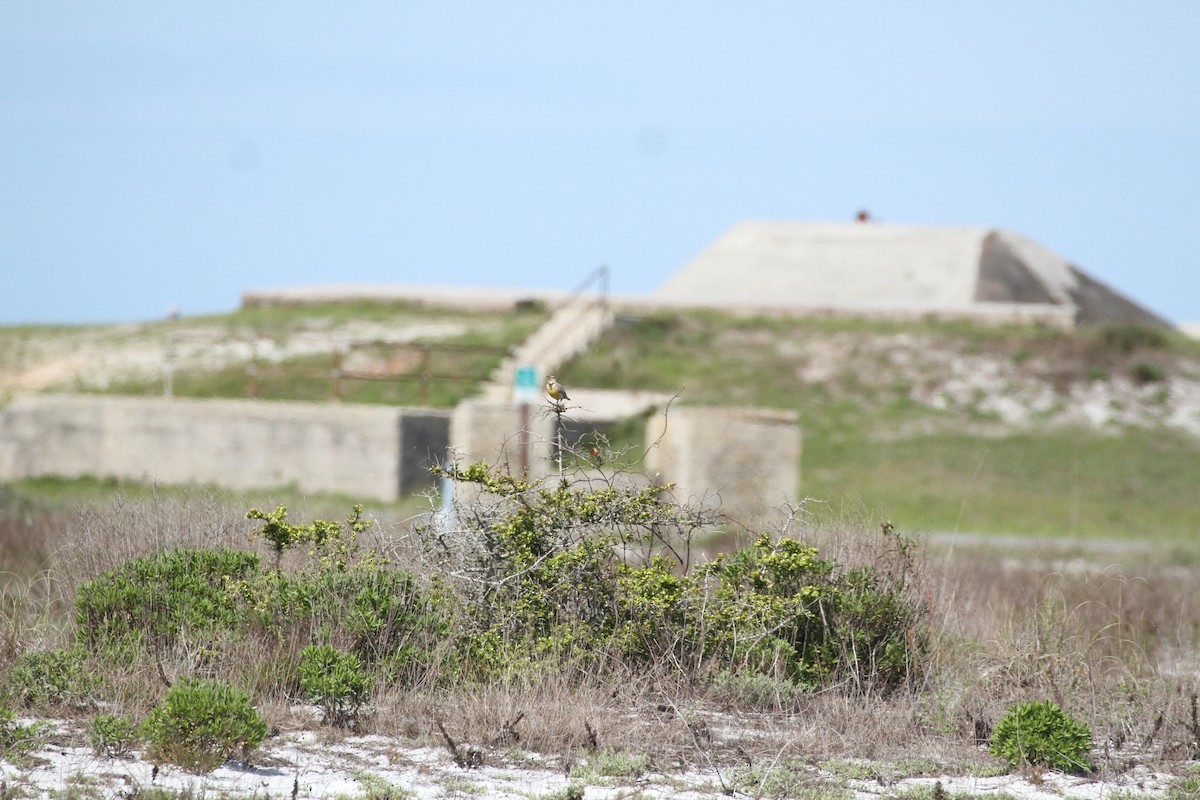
[141,678,268,773]
[989,699,1094,775]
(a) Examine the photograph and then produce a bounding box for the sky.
[2,3,1198,325]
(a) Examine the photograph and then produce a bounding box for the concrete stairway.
[480,292,614,403]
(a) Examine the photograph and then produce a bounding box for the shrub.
[142,678,267,773]
[695,531,924,692]
[427,462,928,693]
[90,712,140,758]
[235,508,449,682]
[990,700,1094,774]
[424,462,708,677]
[68,505,446,705]
[246,503,376,573]
[74,547,260,652]
[1099,324,1167,354]
[0,704,46,758]
[709,669,813,709]
[298,644,373,727]
[697,535,837,683]
[5,647,97,708]
[1132,361,1166,384]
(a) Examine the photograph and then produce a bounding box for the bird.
[545,375,570,402]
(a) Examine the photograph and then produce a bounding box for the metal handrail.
[520,265,611,369]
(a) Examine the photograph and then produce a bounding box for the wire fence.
[164,340,513,407]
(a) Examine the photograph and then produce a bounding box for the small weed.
[89,713,141,758]
[437,778,485,795]
[1132,362,1167,384]
[819,756,937,783]
[1168,774,1200,800]
[1100,324,1168,354]
[1106,790,1160,800]
[581,749,649,779]
[538,786,584,800]
[819,758,880,781]
[119,790,202,800]
[709,669,813,709]
[353,771,415,800]
[892,757,939,778]
[733,758,842,800]
[0,704,47,759]
[962,761,1010,778]
[49,774,105,800]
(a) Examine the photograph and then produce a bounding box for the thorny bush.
[424,462,929,693]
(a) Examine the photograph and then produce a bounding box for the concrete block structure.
[448,399,558,477]
[0,394,449,501]
[657,221,1170,328]
[644,406,801,528]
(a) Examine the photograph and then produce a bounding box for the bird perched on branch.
[545,375,570,402]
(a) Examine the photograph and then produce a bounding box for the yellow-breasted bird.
[545,375,570,402]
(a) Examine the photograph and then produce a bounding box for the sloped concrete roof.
[656,221,1168,326]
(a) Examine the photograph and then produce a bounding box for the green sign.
[515,365,538,389]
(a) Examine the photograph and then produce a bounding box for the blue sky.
[2,3,1197,325]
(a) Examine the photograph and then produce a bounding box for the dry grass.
[1,489,1197,780]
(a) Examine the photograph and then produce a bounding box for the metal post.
[246,339,258,399]
[164,332,175,398]
[331,345,343,402]
[419,344,431,407]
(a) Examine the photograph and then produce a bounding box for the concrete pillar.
[644,406,801,528]
[448,400,558,479]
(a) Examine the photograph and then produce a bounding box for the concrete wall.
[644,406,801,528]
[0,394,449,501]
[0,394,800,522]
[449,399,557,477]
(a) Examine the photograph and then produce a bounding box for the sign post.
[514,365,539,403]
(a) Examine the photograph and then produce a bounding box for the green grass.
[802,427,1200,540]
[1,475,433,522]
[5,304,1199,543]
[565,310,1200,543]
[2,300,549,408]
[99,304,546,407]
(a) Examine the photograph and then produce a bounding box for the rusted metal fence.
[240,341,513,405]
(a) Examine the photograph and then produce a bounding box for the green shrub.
[425,463,694,677]
[1132,361,1167,384]
[142,678,267,773]
[990,700,1094,774]
[429,462,928,693]
[298,644,372,726]
[0,704,46,758]
[68,505,445,704]
[89,712,140,758]
[5,647,97,708]
[696,532,924,692]
[230,532,448,684]
[697,534,836,683]
[1099,324,1167,354]
[709,670,813,709]
[246,503,375,573]
[74,547,260,652]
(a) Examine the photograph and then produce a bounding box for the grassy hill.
[562,310,1200,543]
[2,302,1198,543]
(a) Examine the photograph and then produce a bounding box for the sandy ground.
[1,717,1186,800]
